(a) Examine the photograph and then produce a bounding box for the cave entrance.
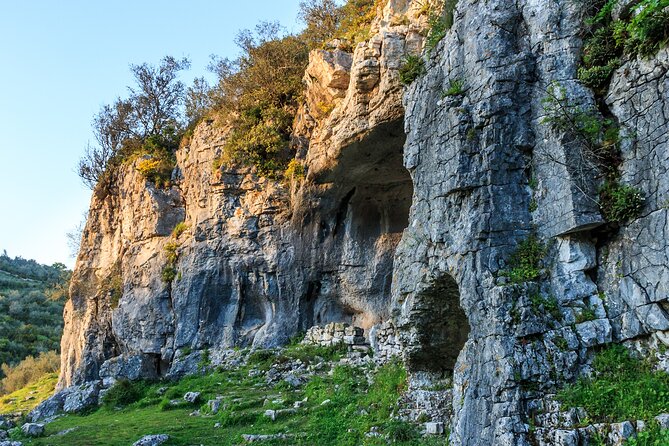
[407,274,470,374]
[300,117,413,331]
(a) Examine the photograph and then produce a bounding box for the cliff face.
[60,0,423,388]
[58,0,669,444]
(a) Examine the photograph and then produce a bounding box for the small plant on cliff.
[161,242,179,284]
[399,55,426,85]
[284,159,306,182]
[501,235,546,284]
[441,78,464,97]
[599,180,644,223]
[171,222,189,238]
[424,0,458,52]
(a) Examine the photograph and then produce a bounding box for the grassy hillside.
[4,346,449,446]
[0,253,68,374]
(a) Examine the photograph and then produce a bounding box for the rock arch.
[404,274,470,374]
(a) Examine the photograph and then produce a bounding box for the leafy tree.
[298,0,343,48]
[209,23,309,176]
[77,56,191,191]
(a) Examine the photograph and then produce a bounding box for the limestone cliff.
[55,0,669,444]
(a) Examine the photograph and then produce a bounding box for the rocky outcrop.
[393,0,669,445]
[58,0,424,389]
[53,0,669,444]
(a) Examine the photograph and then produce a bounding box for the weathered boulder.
[183,392,200,404]
[132,434,169,446]
[20,423,44,438]
[63,381,100,413]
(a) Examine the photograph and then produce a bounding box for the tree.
[77,56,191,190]
[208,23,310,176]
[298,0,343,48]
[185,77,213,125]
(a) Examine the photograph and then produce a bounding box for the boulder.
[63,381,101,413]
[183,392,200,403]
[132,434,169,446]
[21,423,45,437]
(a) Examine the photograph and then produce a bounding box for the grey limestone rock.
[49,0,669,444]
[183,392,200,404]
[132,434,169,446]
[20,423,44,438]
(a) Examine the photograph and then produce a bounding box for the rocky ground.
[0,333,451,446]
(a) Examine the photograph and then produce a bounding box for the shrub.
[578,60,619,90]
[441,78,464,97]
[209,23,309,177]
[625,0,669,57]
[399,55,426,85]
[336,0,381,46]
[0,351,59,395]
[599,181,644,223]
[171,222,189,238]
[284,159,306,181]
[541,82,620,172]
[501,235,545,284]
[557,345,669,422]
[102,380,148,409]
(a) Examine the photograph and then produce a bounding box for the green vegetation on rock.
[558,345,669,423]
[6,345,449,446]
[500,235,545,284]
[399,55,426,85]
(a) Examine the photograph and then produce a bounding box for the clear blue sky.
[0,0,303,268]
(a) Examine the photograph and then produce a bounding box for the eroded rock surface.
[52,0,669,444]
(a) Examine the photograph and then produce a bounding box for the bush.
[557,345,669,422]
[102,380,148,409]
[625,0,669,57]
[599,181,644,223]
[0,351,59,395]
[399,55,426,85]
[284,159,306,181]
[209,23,309,177]
[501,235,545,284]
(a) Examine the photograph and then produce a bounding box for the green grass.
[0,372,58,416]
[8,357,449,446]
[557,345,669,424]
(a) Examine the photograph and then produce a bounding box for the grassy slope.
[7,348,449,446]
[0,373,58,416]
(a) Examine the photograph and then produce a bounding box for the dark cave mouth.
[406,274,471,375]
[299,117,413,331]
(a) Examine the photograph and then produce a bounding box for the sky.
[0,0,303,268]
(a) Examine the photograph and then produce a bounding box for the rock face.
[59,0,421,388]
[53,0,669,444]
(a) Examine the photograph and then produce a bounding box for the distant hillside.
[0,252,68,373]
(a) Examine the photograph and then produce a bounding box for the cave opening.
[300,117,413,331]
[407,274,470,375]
